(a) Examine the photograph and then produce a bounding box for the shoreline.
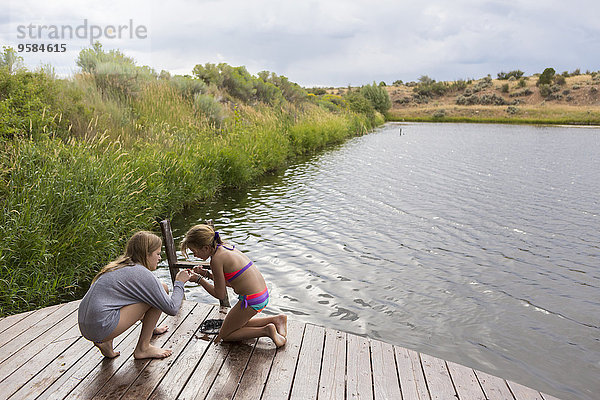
[386,106,600,126]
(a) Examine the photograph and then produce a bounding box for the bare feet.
[266,324,287,348]
[94,340,120,358]
[153,325,169,335]
[274,314,287,337]
[134,345,172,359]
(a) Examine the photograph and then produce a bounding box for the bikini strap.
[225,261,253,282]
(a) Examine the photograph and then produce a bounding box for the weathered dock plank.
[62,313,171,399]
[147,306,221,400]
[317,329,346,400]
[260,319,304,399]
[177,307,235,400]
[0,302,75,363]
[475,369,515,400]
[420,352,457,399]
[394,346,429,400]
[90,301,196,400]
[0,301,79,382]
[509,380,545,400]
[37,322,141,400]
[289,323,325,400]
[447,360,487,400]
[205,339,256,400]
[371,339,402,400]
[346,333,373,400]
[0,322,81,400]
[0,299,567,400]
[121,303,213,400]
[0,309,35,335]
[232,337,277,400]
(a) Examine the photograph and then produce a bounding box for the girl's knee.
[162,282,169,294]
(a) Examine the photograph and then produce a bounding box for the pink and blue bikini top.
[218,244,254,282]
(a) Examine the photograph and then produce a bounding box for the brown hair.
[92,231,162,283]
[180,224,223,259]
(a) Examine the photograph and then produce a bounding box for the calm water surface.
[159,123,599,400]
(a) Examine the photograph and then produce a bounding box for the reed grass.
[0,66,382,315]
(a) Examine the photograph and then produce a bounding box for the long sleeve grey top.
[78,263,184,342]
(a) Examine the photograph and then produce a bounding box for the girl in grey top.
[78,231,192,359]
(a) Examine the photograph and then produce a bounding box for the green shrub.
[432,109,446,119]
[307,87,327,95]
[555,75,566,85]
[501,83,509,93]
[76,42,136,74]
[360,82,391,113]
[192,63,224,87]
[537,68,556,86]
[264,72,308,103]
[344,91,374,117]
[449,80,467,92]
[497,70,524,80]
[0,69,70,139]
[253,78,284,105]
[539,84,552,97]
[169,75,206,98]
[509,88,533,97]
[1,46,25,74]
[194,93,226,126]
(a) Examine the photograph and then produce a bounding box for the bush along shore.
[0,44,387,316]
[328,69,600,125]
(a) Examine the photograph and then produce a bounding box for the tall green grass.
[0,60,382,315]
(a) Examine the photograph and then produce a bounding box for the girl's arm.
[197,258,227,301]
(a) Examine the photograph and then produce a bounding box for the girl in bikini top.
[180,224,287,348]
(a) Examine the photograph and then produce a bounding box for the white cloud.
[2,0,599,86]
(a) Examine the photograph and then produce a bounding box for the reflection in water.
[158,123,599,400]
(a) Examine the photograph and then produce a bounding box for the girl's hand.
[193,266,209,278]
[175,269,192,283]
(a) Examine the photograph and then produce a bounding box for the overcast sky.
[3,0,600,87]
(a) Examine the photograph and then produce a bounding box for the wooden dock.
[0,299,562,400]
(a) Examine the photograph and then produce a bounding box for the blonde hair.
[92,231,162,283]
[180,224,223,258]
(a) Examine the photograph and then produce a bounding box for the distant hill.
[330,73,600,125]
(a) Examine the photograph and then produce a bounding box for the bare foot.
[134,345,172,359]
[94,340,120,358]
[153,325,168,335]
[266,324,287,348]
[274,314,287,337]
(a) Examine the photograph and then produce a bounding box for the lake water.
[158,122,599,400]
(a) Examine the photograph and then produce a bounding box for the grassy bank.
[386,105,600,125]
[0,46,385,316]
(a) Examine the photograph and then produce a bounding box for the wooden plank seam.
[131,303,210,399]
[344,330,349,400]
[391,341,404,400]
[229,338,259,400]
[285,323,308,400]
[418,352,433,400]
[444,360,461,400]
[314,326,329,400]
[254,343,277,400]
[471,369,494,399]
[82,305,192,399]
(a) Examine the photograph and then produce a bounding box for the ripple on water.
[167,123,600,400]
